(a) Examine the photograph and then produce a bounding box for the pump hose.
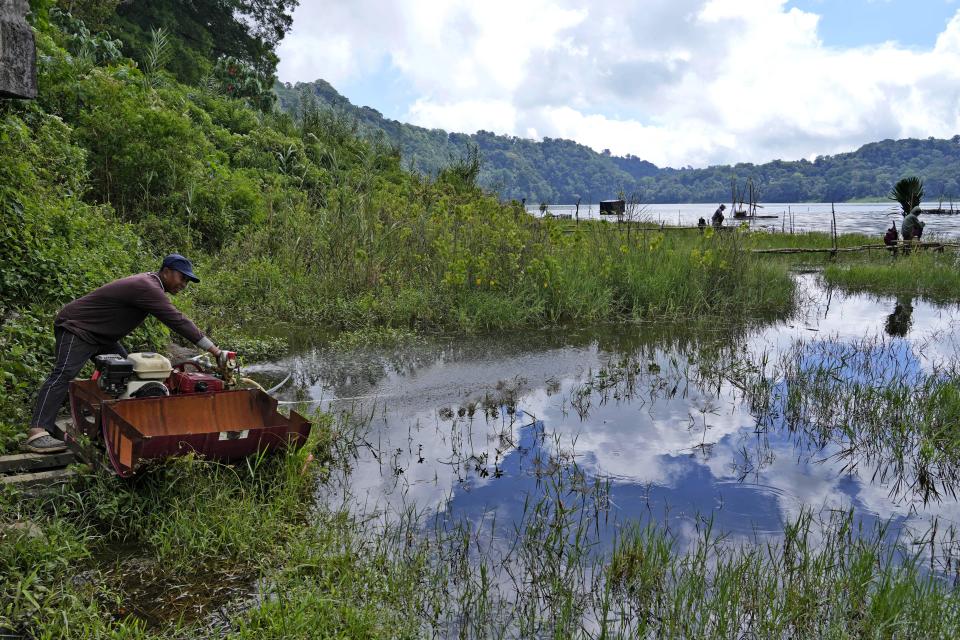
[235,376,266,392]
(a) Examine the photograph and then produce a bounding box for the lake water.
[248,274,960,573]
[526,202,960,239]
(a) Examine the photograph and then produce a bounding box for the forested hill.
[276,79,960,205]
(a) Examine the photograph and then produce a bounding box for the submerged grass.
[732,335,960,504]
[254,457,960,639]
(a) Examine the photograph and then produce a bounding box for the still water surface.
[527,202,960,239]
[252,275,960,561]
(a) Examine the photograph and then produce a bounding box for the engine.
[94,352,172,399]
[94,352,225,399]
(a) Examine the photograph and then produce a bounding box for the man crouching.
[21,254,230,454]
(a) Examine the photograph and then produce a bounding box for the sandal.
[20,432,67,454]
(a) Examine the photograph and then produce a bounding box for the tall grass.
[202,217,797,332]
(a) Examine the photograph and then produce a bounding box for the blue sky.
[277,1,960,168]
[788,0,958,48]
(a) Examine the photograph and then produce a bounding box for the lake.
[526,202,960,239]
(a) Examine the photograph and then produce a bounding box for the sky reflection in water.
[252,274,960,557]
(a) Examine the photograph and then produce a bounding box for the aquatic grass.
[823,250,960,304]
[549,326,960,507]
[725,335,960,504]
[8,334,960,637]
[329,326,422,350]
[397,457,960,638]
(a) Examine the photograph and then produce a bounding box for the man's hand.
[206,346,236,369]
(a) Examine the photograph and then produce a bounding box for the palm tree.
[889,177,924,216]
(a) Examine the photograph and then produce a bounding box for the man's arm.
[133,280,221,358]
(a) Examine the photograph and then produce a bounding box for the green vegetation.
[824,252,960,303]
[278,79,960,204]
[0,6,800,450]
[730,335,960,503]
[203,215,796,332]
[5,4,960,639]
[6,416,960,638]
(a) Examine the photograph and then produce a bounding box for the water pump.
[94,352,172,399]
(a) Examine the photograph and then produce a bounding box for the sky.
[276,0,960,169]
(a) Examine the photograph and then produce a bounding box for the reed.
[199,212,798,332]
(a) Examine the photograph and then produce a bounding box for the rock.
[0,0,37,99]
[0,519,44,539]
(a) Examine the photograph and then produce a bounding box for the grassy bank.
[198,218,797,332]
[1,420,426,639]
[823,251,960,303]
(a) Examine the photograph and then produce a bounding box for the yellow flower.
[475,277,482,286]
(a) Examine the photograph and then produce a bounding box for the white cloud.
[277,0,960,167]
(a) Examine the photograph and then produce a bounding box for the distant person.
[697,217,707,233]
[712,204,725,229]
[901,205,925,242]
[883,222,898,247]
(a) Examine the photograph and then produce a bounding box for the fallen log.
[751,242,959,255]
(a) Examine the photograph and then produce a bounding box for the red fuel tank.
[167,370,224,395]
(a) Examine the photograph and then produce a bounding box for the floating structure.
[599,199,626,216]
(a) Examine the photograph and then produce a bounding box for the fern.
[143,27,171,76]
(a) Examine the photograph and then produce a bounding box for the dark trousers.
[29,327,126,436]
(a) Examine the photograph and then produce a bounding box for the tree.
[889,176,924,216]
[111,0,299,88]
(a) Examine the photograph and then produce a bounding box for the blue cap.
[161,254,200,282]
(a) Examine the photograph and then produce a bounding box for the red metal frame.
[68,380,310,477]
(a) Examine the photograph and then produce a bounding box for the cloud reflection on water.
[259,273,960,561]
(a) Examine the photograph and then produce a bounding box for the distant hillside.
[275,80,960,204]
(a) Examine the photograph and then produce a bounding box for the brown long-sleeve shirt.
[55,272,206,346]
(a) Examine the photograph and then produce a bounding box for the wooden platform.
[1,420,79,489]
